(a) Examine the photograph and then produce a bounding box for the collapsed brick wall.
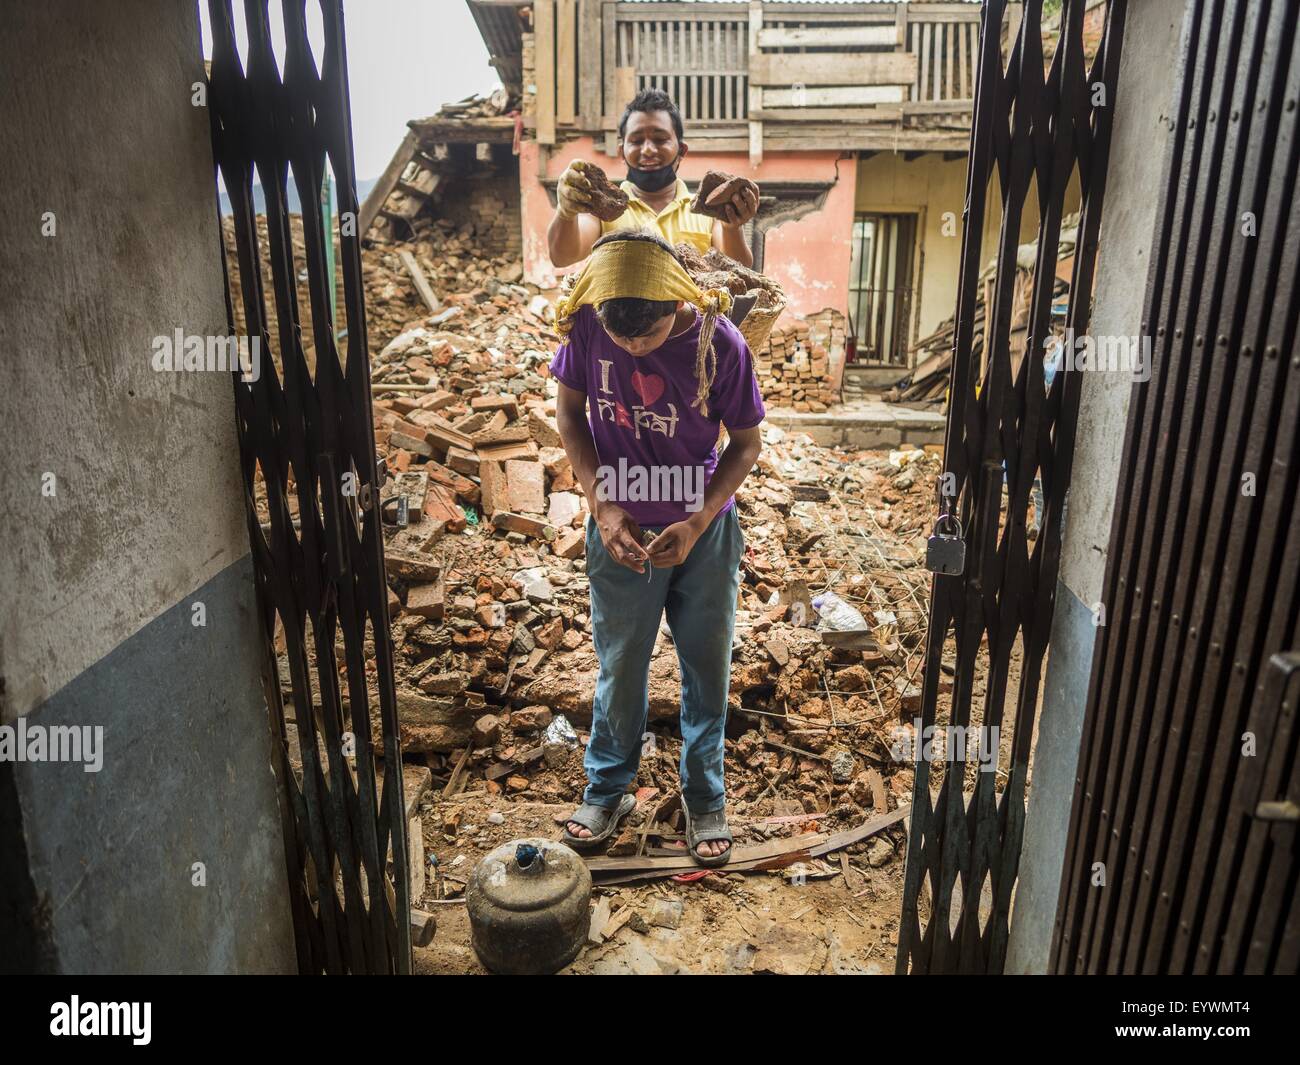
[753,308,847,411]
[435,166,522,259]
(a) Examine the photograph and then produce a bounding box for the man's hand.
[556,161,596,220]
[645,515,708,568]
[595,503,650,572]
[713,180,759,229]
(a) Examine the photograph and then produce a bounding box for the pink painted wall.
[519,136,857,320]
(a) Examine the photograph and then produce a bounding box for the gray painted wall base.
[12,556,296,974]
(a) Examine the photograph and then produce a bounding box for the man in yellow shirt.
[547,88,759,269]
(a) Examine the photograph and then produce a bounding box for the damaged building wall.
[433,152,523,259]
[519,138,857,320]
[0,2,296,973]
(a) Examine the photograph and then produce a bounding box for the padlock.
[926,514,966,575]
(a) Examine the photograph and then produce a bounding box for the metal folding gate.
[1053,0,1300,975]
[897,0,1127,974]
[207,1,410,973]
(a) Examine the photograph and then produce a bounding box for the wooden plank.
[901,100,975,115]
[756,25,895,49]
[934,22,944,101]
[747,0,762,166]
[762,128,968,151]
[948,18,958,101]
[557,0,576,125]
[699,3,902,19]
[578,0,602,127]
[967,22,977,97]
[614,65,636,117]
[957,17,968,101]
[911,22,920,101]
[398,250,440,313]
[601,1,616,128]
[749,52,918,88]
[919,21,931,103]
[535,0,556,145]
[587,805,910,879]
[1004,2,1024,48]
[892,8,982,22]
[761,84,907,108]
[359,129,417,240]
[710,21,720,120]
[752,105,904,123]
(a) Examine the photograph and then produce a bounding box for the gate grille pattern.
[1053,0,1300,975]
[207,0,410,974]
[896,0,1126,974]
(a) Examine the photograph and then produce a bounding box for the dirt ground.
[411,793,908,975]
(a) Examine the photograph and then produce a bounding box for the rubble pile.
[674,242,784,311]
[373,420,941,833]
[221,214,343,370]
[362,220,530,353]
[242,215,943,885]
[753,309,847,411]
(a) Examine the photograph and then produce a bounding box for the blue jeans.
[582,506,744,816]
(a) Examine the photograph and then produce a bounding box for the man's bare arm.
[713,220,754,268]
[548,212,603,268]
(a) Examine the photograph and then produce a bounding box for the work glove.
[555,160,597,220]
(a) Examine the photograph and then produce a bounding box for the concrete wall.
[1004,0,1191,974]
[0,1,296,973]
[520,137,858,319]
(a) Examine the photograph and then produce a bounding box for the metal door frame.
[896,0,1127,974]
[207,0,410,974]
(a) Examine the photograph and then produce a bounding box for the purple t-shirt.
[550,304,766,527]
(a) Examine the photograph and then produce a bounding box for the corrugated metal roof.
[466,1,528,94]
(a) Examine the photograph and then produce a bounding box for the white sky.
[198,1,500,181]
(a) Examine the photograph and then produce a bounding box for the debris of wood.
[586,806,910,884]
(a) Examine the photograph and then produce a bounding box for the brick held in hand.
[574,160,629,222]
[691,171,758,220]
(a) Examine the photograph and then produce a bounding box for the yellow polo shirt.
[599,178,714,253]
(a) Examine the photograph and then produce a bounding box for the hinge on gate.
[1253,800,1299,822]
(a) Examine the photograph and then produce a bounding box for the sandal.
[683,805,734,868]
[561,794,637,853]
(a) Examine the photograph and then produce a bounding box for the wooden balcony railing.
[527,1,1000,160]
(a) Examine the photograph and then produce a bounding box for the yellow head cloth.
[553,238,733,331]
[552,238,734,413]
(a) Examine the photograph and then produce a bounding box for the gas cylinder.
[466,838,592,975]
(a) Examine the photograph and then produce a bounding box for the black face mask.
[626,153,680,192]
